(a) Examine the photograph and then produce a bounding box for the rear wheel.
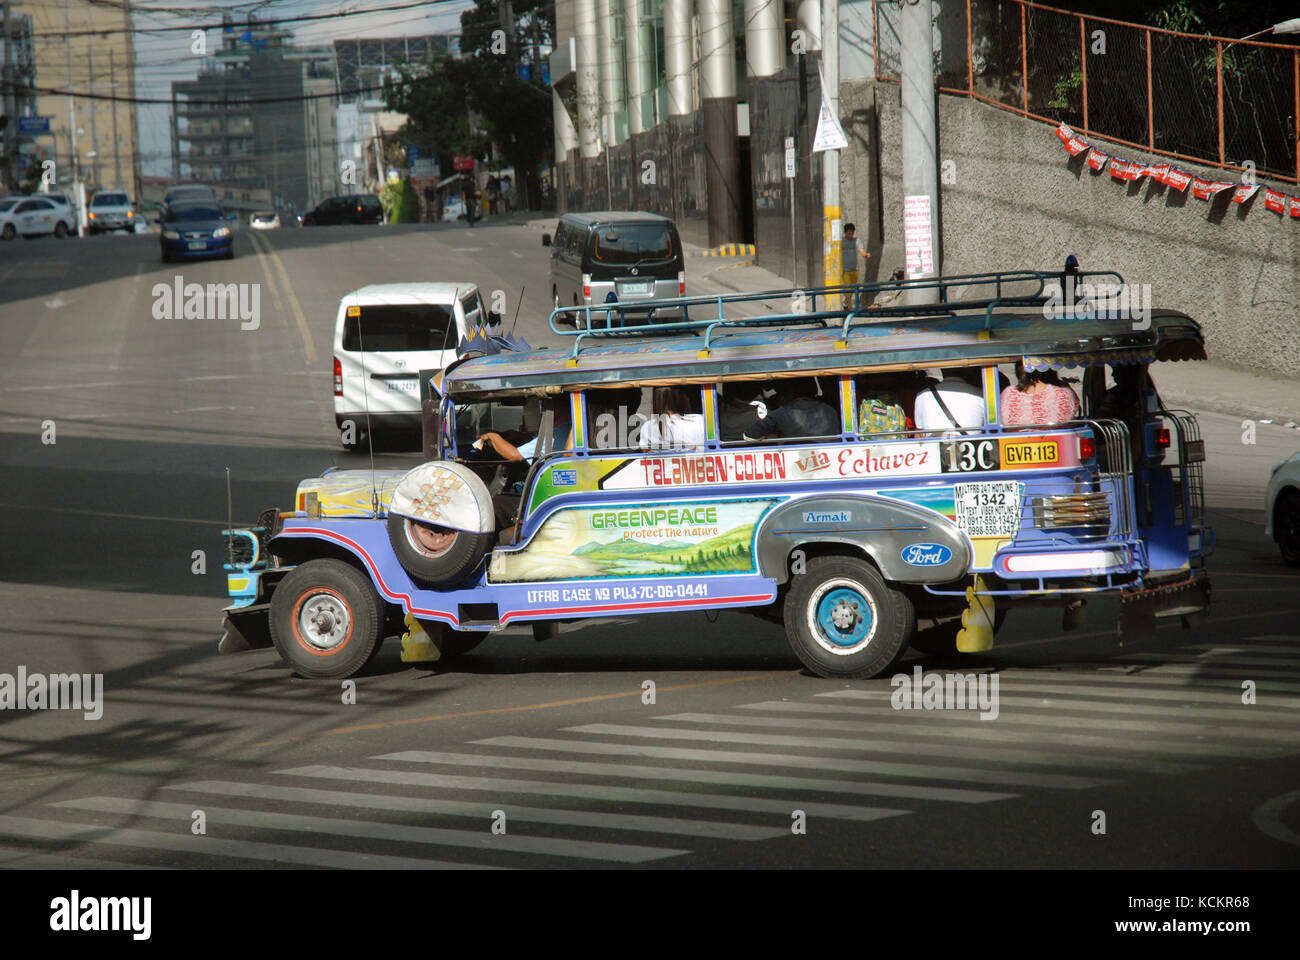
[1,223,12,241]
[783,556,913,678]
[1276,491,1300,566]
[54,222,68,238]
[268,559,385,678]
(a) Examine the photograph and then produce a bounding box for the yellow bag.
[858,393,907,435]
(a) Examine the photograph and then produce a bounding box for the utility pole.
[822,0,841,302]
[901,0,940,304]
[87,40,100,188]
[110,48,121,190]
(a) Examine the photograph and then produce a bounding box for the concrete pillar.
[598,0,625,146]
[664,0,692,117]
[797,0,822,52]
[553,87,579,157]
[575,0,601,158]
[698,0,741,245]
[744,0,784,78]
[901,0,940,299]
[625,0,655,135]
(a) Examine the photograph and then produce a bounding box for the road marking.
[736,698,1300,734]
[249,231,316,364]
[1113,652,1300,672]
[163,780,787,841]
[0,814,495,870]
[1252,788,1300,849]
[564,723,1199,774]
[276,764,909,822]
[0,502,227,526]
[249,672,789,746]
[52,797,684,864]
[473,736,1108,789]
[817,685,1300,714]
[378,749,1017,804]
[0,849,164,869]
[649,712,1282,759]
[4,380,121,392]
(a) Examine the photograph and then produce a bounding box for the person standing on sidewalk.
[842,223,871,286]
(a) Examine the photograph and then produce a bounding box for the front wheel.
[783,556,913,678]
[54,222,68,238]
[1,223,13,241]
[268,559,386,678]
[1276,491,1300,566]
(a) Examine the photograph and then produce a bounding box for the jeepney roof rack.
[548,266,1127,359]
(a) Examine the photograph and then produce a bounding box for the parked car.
[87,190,135,234]
[302,194,384,226]
[249,211,281,230]
[158,200,236,262]
[333,283,496,444]
[164,184,217,207]
[543,211,686,327]
[1266,449,1300,565]
[0,195,74,239]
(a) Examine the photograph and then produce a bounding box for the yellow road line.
[249,671,792,747]
[250,231,316,364]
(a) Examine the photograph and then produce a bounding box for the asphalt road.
[0,221,1297,870]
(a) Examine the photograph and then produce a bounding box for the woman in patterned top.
[1000,361,1080,425]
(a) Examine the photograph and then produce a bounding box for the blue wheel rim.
[814,584,874,649]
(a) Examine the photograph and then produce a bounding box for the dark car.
[301,194,384,226]
[159,201,236,262]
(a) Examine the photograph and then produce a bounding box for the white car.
[333,283,497,447]
[0,195,75,239]
[1265,449,1300,565]
[249,211,280,230]
[87,189,135,234]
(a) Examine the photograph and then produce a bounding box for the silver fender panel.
[756,495,971,584]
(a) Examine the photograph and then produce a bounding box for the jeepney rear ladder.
[1164,409,1206,534]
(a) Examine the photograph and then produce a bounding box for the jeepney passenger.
[1000,361,1080,425]
[589,386,645,449]
[753,377,839,439]
[914,368,986,434]
[718,381,769,441]
[639,386,705,449]
[857,370,927,434]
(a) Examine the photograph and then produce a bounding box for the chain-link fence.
[872,0,1300,184]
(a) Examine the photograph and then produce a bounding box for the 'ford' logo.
[901,543,952,566]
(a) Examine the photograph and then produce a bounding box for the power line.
[2,80,391,105]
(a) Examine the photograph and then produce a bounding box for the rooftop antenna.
[225,466,233,564]
[509,284,526,339]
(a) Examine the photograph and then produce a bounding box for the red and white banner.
[1232,183,1260,204]
[1054,123,1090,157]
[1162,168,1192,191]
[1086,148,1109,171]
[1191,178,1234,200]
[1264,188,1287,214]
[1109,158,1138,181]
[1289,196,1300,218]
[1142,164,1170,182]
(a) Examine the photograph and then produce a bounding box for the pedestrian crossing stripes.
[0,636,1294,869]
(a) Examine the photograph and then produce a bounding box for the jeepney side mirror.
[541,233,552,246]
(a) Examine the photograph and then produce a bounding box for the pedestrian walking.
[842,222,871,286]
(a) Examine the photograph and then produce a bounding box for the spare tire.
[387,460,496,584]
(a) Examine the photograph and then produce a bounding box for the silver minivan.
[543,211,685,327]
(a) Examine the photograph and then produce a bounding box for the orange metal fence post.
[1145,28,1154,150]
[1080,17,1089,132]
[1020,3,1029,113]
[1216,41,1225,165]
[966,0,973,94]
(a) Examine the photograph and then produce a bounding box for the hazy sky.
[131,0,472,176]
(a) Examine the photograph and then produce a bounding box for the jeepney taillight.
[1157,428,1171,448]
[1079,436,1096,461]
[582,274,591,300]
[333,357,343,396]
[678,271,686,296]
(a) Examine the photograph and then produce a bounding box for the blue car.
[159,201,236,262]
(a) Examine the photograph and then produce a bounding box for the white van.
[332,283,495,446]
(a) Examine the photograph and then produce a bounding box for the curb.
[689,243,756,257]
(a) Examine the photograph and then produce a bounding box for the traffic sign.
[17,116,51,135]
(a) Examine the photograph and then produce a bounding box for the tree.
[385,0,554,210]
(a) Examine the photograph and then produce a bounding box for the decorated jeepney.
[220,267,1212,680]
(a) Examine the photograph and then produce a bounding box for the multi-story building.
[26,0,141,199]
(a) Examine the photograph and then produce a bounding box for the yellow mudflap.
[955,575,996,653]
[400,612,443,663]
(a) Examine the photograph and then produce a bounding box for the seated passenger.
[1000,362,1080,425]
[639,386,705,449]
[858,370,927,434]
[476,403,572,462]
[589,386,645,450]
[718,381,769,441]
[913,368,986,434]
[753,377,840,439]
